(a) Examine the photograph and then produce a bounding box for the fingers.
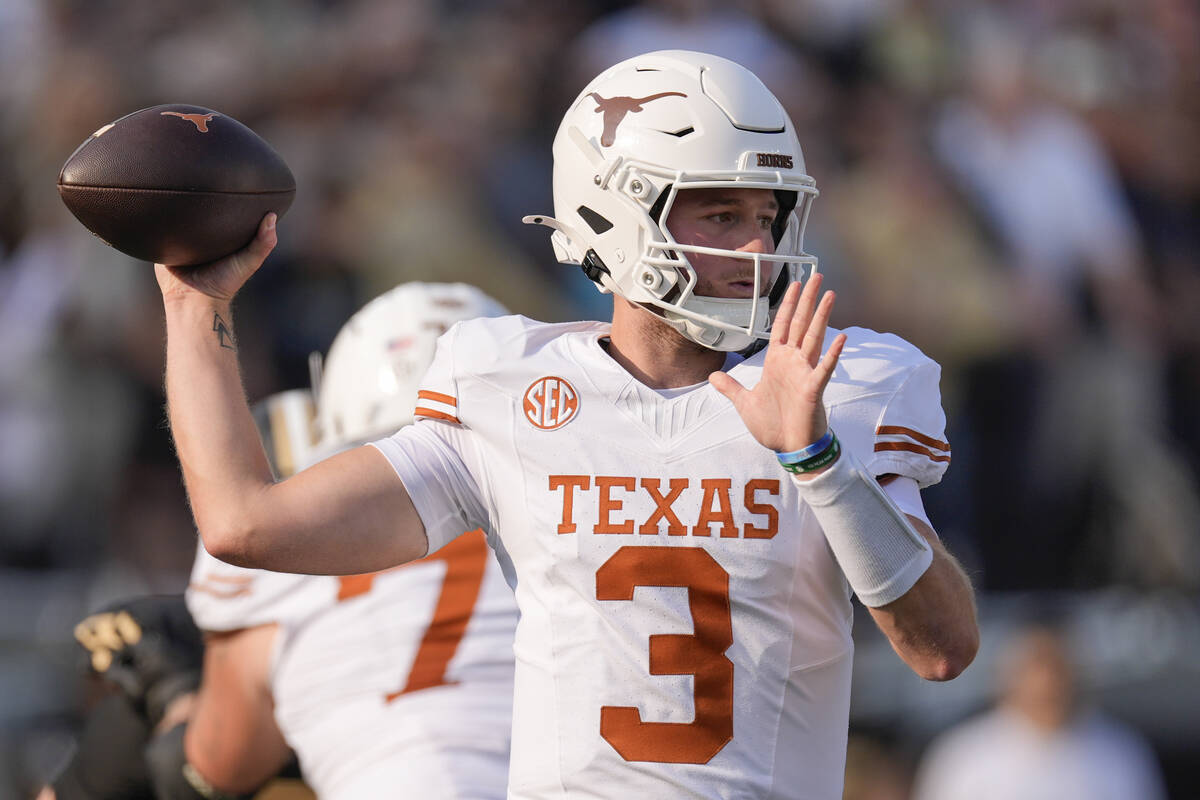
[708,370,747,407]
[772,273,836,370]
[236,212,278,269]
[787,272,823,348]
[259,212,278,246]
[812,332,847,394]
[770,281,803,345]
[798,289,836,364]
[155,213,278,303]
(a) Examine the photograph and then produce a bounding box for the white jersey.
[372,316,950,800]
[187,544,330,632]
[185,532,519,800]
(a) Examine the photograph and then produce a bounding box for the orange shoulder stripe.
[874,441,952,463]
[415,407,461,424]
[876,425,950,451]
[417,390,457,407]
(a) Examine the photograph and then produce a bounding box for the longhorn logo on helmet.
[587,92,688,147]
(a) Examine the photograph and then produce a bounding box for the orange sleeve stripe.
[874,441,952,463]
[417,390,457,407]
[187,582,251,599]
[203,574,253,585]
[876,425,950,451]
[415,407,461,424]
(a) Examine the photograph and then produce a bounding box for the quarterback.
[156,51,978,799]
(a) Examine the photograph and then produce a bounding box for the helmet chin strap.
[659,294,769,352]
[676,315,730,349]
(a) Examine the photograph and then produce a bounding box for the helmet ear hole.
[577,206,614,235]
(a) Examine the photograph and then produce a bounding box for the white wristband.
[792,449,933,607]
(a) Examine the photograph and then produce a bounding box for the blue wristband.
[776,430,834,463]
[777,432,841,474]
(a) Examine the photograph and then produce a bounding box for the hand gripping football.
[58,104,295,266]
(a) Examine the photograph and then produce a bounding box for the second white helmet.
[525,49,819,351]
[314,282,508,453]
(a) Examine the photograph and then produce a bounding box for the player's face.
[664,188,778,299]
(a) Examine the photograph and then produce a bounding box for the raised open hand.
[155,213,277,305]
[709,274,846,454]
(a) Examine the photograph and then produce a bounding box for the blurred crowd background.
[1,0,1198,797]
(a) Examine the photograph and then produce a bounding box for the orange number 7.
[596,545,734,764]
[337,529,491,701]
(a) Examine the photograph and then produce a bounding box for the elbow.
[195,484,278,568]
[918,654,970,683]
[918,627,980,682]
[198,518,258,567]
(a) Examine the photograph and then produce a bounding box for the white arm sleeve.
[795,450,933,607]
[882,475,932,529]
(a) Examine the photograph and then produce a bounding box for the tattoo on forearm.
[212,312,235,350]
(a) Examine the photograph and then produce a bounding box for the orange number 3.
[337,530,491,701]
[596,546,734,764]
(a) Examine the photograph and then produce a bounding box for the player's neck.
[606,298,726,389]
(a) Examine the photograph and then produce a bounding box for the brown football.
[58,104,295,266]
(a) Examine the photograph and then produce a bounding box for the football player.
[41,283,516,800]
[180,282,518,800]
[154,51,978,799]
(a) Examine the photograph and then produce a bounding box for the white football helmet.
[525,49,819,351]
[313,282,508,454]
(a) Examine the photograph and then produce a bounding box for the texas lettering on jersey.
[549,474,780,538]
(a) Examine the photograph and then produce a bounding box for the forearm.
[792,449,978,680]
[867,524,978,681]
[164,295,274,559]
[184,627,291,793]
[153,217,428,574]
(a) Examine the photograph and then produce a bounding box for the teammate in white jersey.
[152,51,979,799]
[182,283,519,800]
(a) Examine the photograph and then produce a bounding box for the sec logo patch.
[524,376,579,430]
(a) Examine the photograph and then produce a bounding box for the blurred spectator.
[842,734,911,800]
[1033,0,1200,490]
[821,75,1019,566]
[930,14,1200,591]
[760,0,896,52]
[933,16,1150,342]
[0,0,47,125]
[825,78,1016,388]
[566,0,829,139]
[570,0,806,90]
[0,212,153,568]
[913,625,1167,800]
